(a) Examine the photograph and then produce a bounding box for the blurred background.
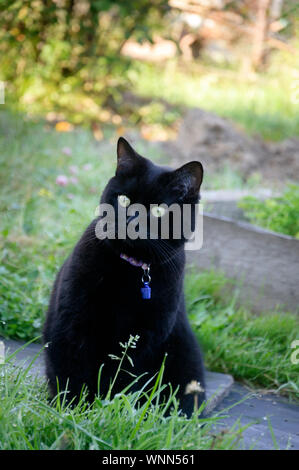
[1,0,298,141]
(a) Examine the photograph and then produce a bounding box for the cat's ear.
[116,137,140,176]
[172,161,203,198]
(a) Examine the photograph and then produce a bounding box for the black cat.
[43,137,205,417]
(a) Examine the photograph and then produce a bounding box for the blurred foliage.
[239,184,299,238]
[0,0,169,122]
[130,43,299,141]
[0,1,298,140]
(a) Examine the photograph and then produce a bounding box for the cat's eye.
[151,205,167,218]
[118,194,130,208]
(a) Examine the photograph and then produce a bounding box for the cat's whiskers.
[150,239,182,280]
[159,240,184,280]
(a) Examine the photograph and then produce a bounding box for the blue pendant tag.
[141,265,151,300]
[141,282,151,300]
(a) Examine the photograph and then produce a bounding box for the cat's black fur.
[43,137,205,417]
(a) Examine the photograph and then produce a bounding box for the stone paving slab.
[0,338,234,415]
[212,383,299,450]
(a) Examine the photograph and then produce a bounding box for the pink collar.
[120,253,150,270]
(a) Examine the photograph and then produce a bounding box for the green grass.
[0,110,298,403]
[186,269,299,400]
[0,341,250,450]
[238,184,299,238]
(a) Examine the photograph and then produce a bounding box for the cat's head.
[97,137,203,263]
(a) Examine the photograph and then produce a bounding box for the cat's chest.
[88,265,181,334]
[98,264,178,305]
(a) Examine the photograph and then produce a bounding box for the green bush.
[238,184,299,238]
[0,0,168,121]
